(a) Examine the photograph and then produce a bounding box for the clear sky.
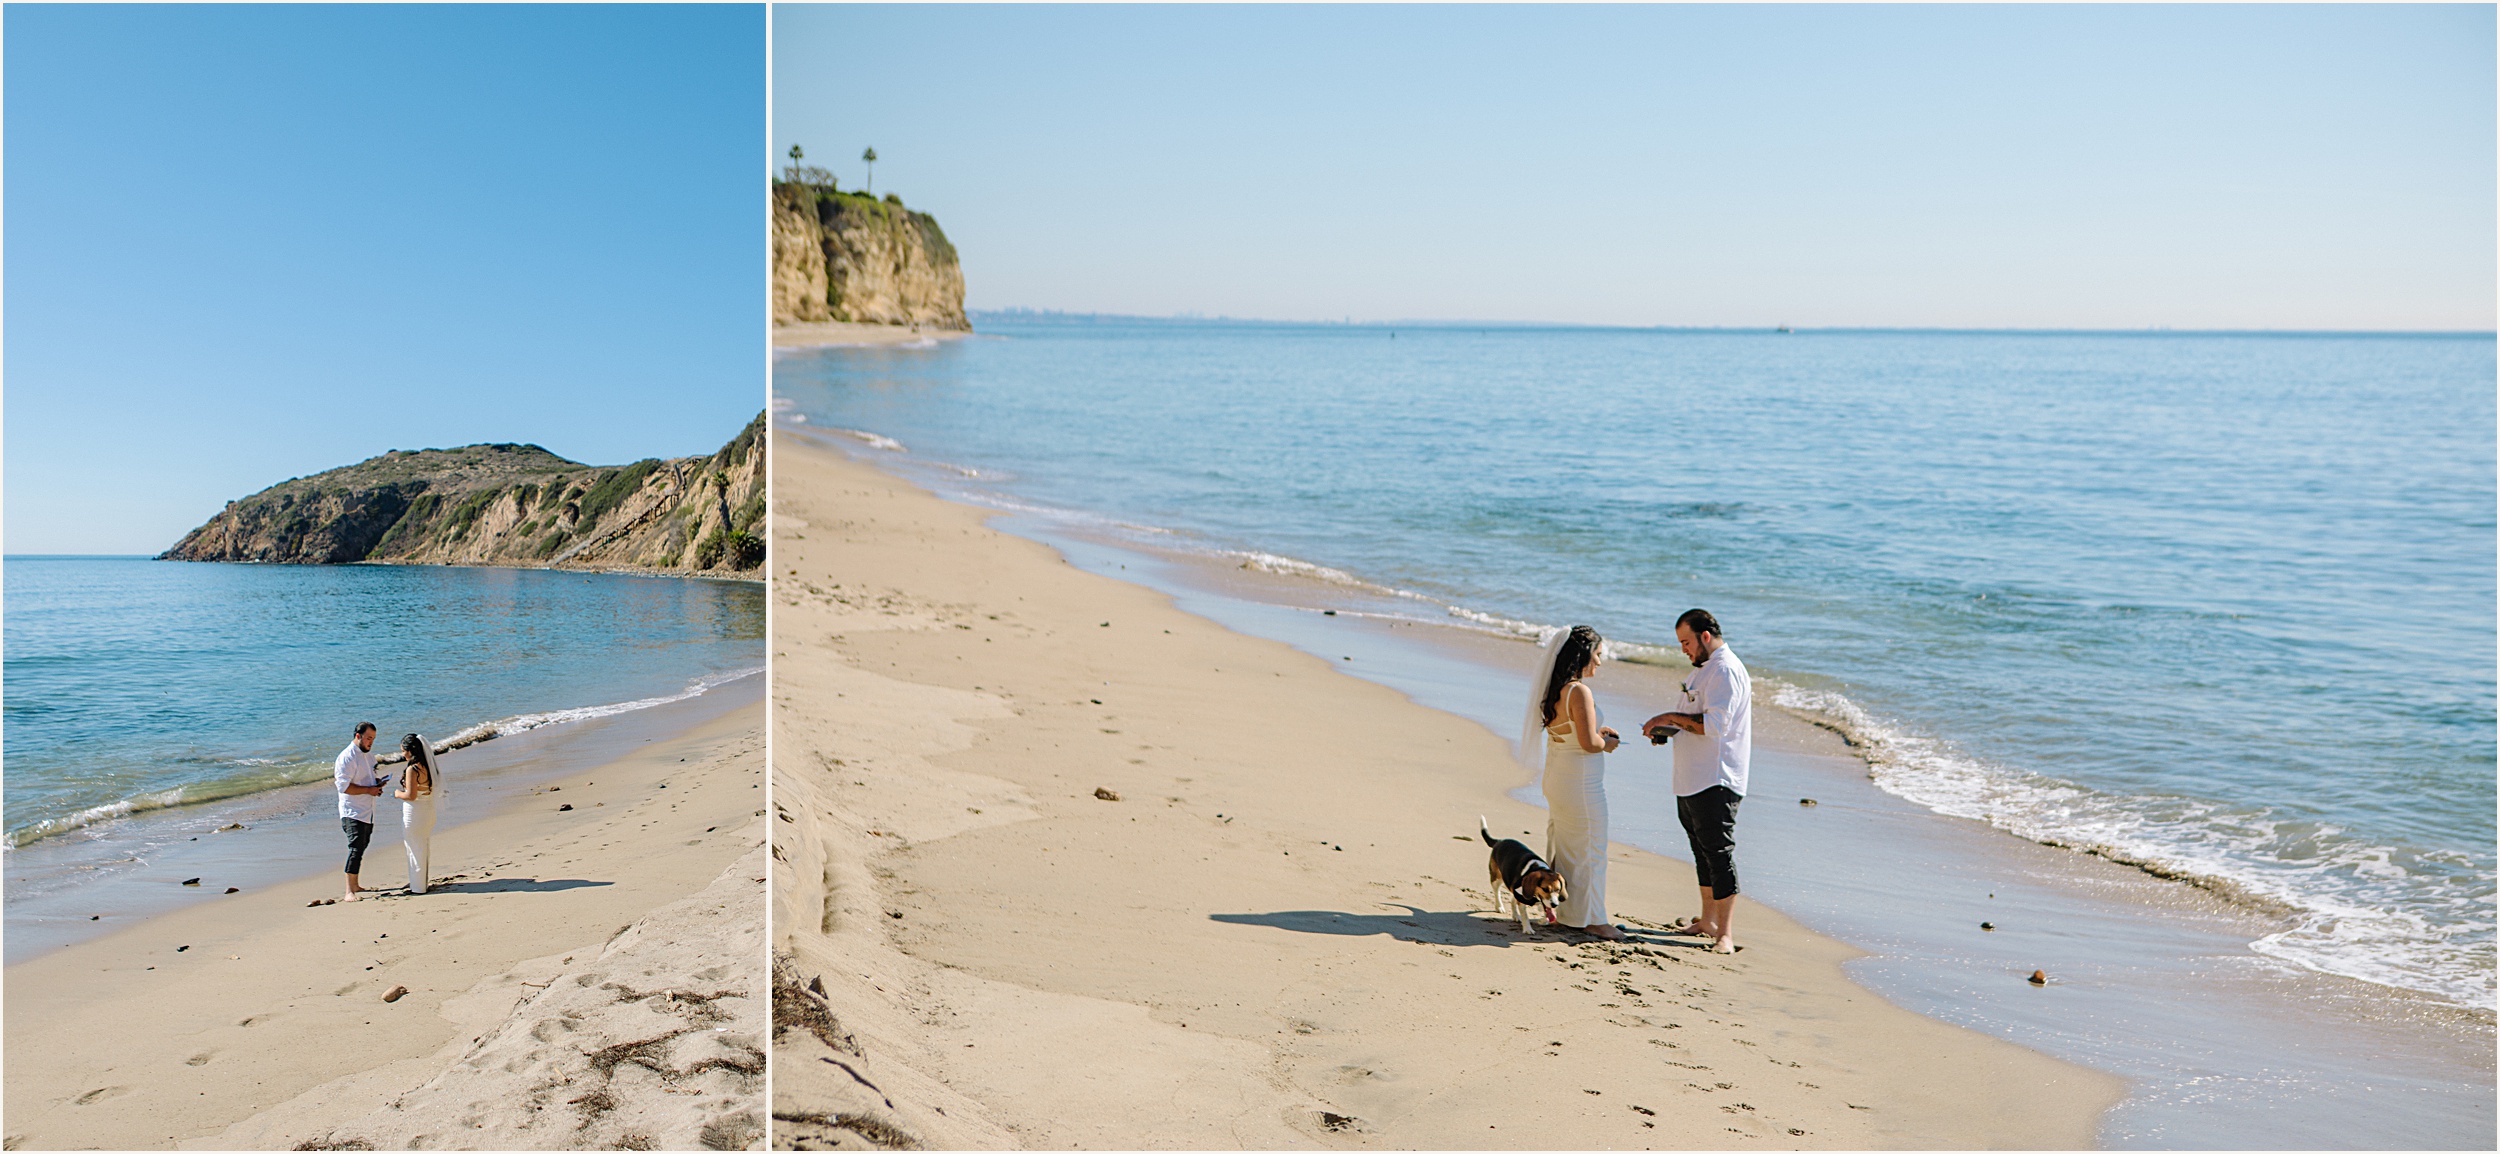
[6,4,763,555]
[773,4,2495,331]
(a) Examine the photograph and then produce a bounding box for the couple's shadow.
[400,876,612,895]
[1210,904,1687,949]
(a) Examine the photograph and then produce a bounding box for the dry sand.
[772,322,970,351]
[768,428,2125,1150]
[3,704,767,1151]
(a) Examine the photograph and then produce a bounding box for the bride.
[1520,625,1624,940]
[394,733,442,894]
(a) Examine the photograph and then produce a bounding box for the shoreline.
[769,428,2125,1148]
[771,320,973,350]
[781,422,2497,1148]
[3,699,768,1150]
[4,670,764,963]
[153,555,768,585]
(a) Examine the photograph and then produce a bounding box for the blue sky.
[6,4,763,555]
[773,4,2495,331]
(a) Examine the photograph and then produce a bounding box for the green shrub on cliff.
[730,490,765,534]
[444,487,503,537]
[575,459,662,527]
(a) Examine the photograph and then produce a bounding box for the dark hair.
[1676,608,1721,639]
[1539,625,1605,727]
[354,722,377,737]
[400,733,431,772]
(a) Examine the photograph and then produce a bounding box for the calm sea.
[776,318,2495,1013]
[2,559,765,855]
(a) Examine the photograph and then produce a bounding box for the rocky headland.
[771,178,967,332]
[160,413,765,576]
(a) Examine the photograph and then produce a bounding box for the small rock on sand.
[181,878,201,886]
[224,887,240,894]
[217,823,246,831]
[558,804,574,811]
[1094,787,1121,801]
[1981,922,1995,931]
[1799,798,1818,806]
[382,985,408,1003]
[2028,970,2047,985]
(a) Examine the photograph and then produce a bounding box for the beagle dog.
[1480,817,1567,935]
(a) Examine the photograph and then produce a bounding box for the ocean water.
[774,318,2496,1014]
[2,559,765,856]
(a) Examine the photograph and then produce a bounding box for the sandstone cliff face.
[771,183,968,330]
[163,414,766,576]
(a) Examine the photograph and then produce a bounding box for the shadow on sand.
[1212,904,1545,948]
[403,877,613,895]
[1211,905,1706,951]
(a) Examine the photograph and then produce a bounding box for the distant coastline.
[964,308,2498,337]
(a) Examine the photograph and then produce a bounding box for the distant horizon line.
[966,308,2495,338]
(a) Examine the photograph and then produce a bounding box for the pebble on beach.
[181,878,201,886]
[2028,970,2047,985]
[1981,922,1995,930]
[558,804,573,811]
[1799,798,1818,806]
[224,887,239,894]
[1094,787,1121,801]
[382,985,408,1003]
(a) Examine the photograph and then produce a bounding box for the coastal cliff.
[771,181,967,330]
[161,414,766,575]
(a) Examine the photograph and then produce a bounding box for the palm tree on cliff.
[786,143,803,183]
[861,146,877,196]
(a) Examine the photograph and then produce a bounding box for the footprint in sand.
[72,1087,129,1106]
[185,1052,213,1066]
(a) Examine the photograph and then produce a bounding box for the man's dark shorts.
[1676,785,1742,900]
[343,817,374,875]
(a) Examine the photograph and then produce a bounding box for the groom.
[1642,609,1752,954]
[333,722,389,901]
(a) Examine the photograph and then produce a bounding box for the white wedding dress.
[1542,702,1610,929]
[401,740,442,894]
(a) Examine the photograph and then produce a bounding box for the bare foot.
[1711,937,1737,954]
[1667,920,1714,937]
[341,891,360,903]
[1581,923,1627,941]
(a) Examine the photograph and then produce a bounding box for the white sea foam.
[827,427,906,452]
[1444,606,1554,638]
[1767,680,2496,1009]
[1222,550,1436,602]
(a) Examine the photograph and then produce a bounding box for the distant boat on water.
[1775,324,1793,333]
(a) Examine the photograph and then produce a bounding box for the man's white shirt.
[1670,645,1752,797]
[335,740,380,822]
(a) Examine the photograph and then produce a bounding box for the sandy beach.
[3,702,767,1151]
[768,428,2124,1149]
[771,321,971,351]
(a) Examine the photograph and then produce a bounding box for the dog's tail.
[1479,815,1498,846]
